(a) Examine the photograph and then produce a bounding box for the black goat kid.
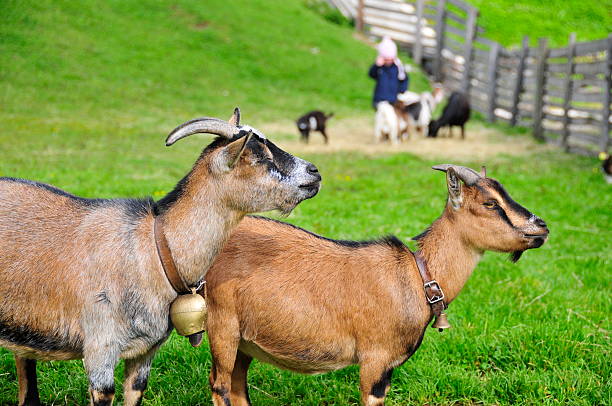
[296,110,333,144]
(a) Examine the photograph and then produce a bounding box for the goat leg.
[230,351,253,406]
[123,345,160,406]
[208,314,240,406]
[15,355,40,406]
[84,346,120,406]
[359,360,394,406]
[320,129,329,144]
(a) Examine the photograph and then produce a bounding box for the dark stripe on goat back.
[248,216,407,251]
[0,319,83,353]
[0,177,106,207]
[0,177,154,220]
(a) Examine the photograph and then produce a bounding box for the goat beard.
[509,251,524,263]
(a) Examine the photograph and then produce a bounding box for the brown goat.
[204,164,549,406]
[0,108,321,406]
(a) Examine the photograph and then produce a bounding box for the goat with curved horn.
[432,164,481,186]
[166,115,241,146]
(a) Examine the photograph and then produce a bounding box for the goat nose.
[535,217,547,229]
[307,164,320,177]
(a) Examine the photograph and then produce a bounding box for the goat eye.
[483,200,498,208]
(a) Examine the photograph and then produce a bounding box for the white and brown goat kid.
[0,108,321,406]
[203,164,548,406]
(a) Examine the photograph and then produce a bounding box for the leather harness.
[412,251,447,324]
[154,216,194,295]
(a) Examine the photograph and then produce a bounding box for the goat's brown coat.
[204,167,548,406]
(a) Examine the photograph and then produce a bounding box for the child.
[368,36,408,109]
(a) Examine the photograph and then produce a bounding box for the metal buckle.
[423,280,445,304]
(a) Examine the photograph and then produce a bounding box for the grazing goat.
[296,110,334,144]
[428,91,471,139]
[397,84,444,137]
[0,108,321,406]
[204,164,548,406]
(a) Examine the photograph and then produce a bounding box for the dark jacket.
[369,63,408,106]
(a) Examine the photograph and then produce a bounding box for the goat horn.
[166,117,240,146]
[432,164,481,186]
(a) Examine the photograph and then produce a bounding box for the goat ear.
[228,107,240,126]
[446,167,463,209]
[480,166,487,177]
[226,130,253,170]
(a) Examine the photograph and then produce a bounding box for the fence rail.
[327,0,611,155]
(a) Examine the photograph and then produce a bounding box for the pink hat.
[377,36,397,59]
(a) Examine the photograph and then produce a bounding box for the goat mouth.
[524,233,548,238]
[299,182,320,191]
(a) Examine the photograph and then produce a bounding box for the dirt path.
[259,116,553,160]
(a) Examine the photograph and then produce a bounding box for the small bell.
[170,288,207,342]
[432,312,451,332]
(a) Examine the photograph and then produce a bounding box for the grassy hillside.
[467,0,611,48]
[0,0,430,129]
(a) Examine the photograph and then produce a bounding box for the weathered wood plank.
[574,38,609,56]
[549,46,569,58]
[434,0,447,81]
[413,0,425,64]
[487,41,500,121]
[533,38,549,140]
[364,0,414,13]
[511,36,530,126]
[574,61,607,75]
[600,34,611,152]
[461,7,478,93]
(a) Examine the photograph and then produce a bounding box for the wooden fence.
[327,0,611,155]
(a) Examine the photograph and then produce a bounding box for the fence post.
[486,42,500,122]
[601,33,612,153]
[413,0,424,66]
[561,32,577,150]
[356,0,364,32]
[510,35,529,126]
[461,7,478,93]
[434,0,447,82]
[533,37,549,141]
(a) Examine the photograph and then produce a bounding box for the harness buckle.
[423,280,445,304]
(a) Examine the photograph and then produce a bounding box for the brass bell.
[432,312,451,332]
[170,289,207,340]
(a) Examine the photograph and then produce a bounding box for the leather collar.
[154,216,190,294]
[412,250,447,320]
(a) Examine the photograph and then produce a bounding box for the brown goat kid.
[0,108,321,406]
[204,164,548,406]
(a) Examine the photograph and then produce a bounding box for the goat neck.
[415,212,482,304]
[156,165,244,288]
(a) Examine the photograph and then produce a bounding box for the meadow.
[0,0,610,405]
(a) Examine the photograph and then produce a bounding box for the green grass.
[466,0,611,48]
[0,0,610,405]
[0,145,609,405]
